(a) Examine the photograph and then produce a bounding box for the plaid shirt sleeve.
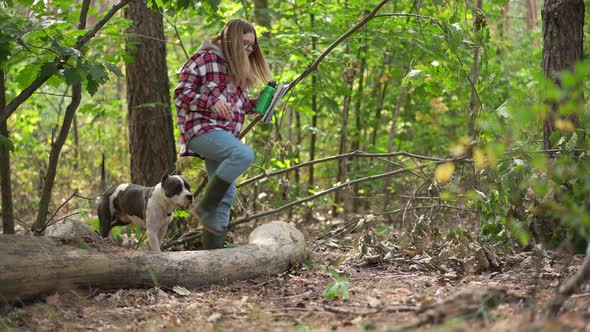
[174,52,224,112]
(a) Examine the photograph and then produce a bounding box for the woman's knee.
[233,144,254,166]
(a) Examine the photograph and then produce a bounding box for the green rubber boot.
[195,175,232,235]
[201,229,226,250]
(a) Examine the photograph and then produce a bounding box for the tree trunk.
[383,1,422,212]
[294,108,302,196]
[0,68,15,234]
[370,52,390,148]
[541,0,584,151]
[469,0,482,139]
[253,0,271,38]
[334,65,353,216]
[383,79,408,212]
[306,14,318,222]
[352,46,367,213]
[125,0,176,186]
[31,84,82,235]
[0,221,305,305]
[525,0,538,31]
[334,0,354,217]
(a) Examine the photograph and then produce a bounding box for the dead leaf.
[367,295,381,308]
[46,292,60,306]
[168,314,181,326]
[156,288,169,300]
[387,288,414,296]
[207,312,222,323]
[172,286,191,296]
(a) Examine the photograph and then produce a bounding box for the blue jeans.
[187,130,254,229]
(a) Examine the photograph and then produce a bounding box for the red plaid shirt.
[174,42,257,156]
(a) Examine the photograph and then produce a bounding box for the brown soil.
[1,217,589,332]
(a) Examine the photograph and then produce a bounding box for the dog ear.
[161,173,169,183]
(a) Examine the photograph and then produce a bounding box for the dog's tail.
[96,195,112,238]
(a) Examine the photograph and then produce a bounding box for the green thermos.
[255,80,277,114]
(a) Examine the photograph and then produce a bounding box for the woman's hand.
[212,101,231,119]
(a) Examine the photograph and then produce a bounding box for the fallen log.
[0,221,305,305]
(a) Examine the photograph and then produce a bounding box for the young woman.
[174,19,272,249]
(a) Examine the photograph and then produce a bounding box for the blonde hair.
[212,19,271,89]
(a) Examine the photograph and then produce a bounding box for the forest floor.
[1,213,590,332]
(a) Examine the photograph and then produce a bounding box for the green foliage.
[0,133,15,151]
[324,268,350,301]
[78,238,92,250]
[0,308,27,330]
[476,59,590,248]
[376,222,395,234]
[173,208,190,219]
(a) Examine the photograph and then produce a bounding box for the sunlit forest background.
[1,0,589,252]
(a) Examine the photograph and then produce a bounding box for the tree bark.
[352,44,367,213]
[541,0,584,151]
[334,7,353,217]
[525,0,538,31]
[31,84,82,235]
[0,221,305,305]
[383,1,422,212]
[469,0,482,139]
[370,51,390,148]
[306,14,318,222]
[125,0,176,186]
[253,0,271,38]
[0,68,14,234]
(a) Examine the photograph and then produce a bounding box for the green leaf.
[40,62,58,77]
[15,63,40,89]
[86,76,99,95]
[565,132,578,151]
[324,268,350,301]
[508,220,529,245]
[403,68,428,87]
[324,281,339,300]
[0,134,15,151]
[103,61,123,77]
[0,40,10,66]
[63,66,82,85]
[202,0,220,11]
[78,238,92,250]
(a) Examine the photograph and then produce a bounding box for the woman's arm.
[243,96,259,114]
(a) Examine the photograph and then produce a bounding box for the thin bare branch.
[376,204,476,216]
[45,189,80,227]
[238,150,449,188]
[230,160,443,227]
[162,14,189,59]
